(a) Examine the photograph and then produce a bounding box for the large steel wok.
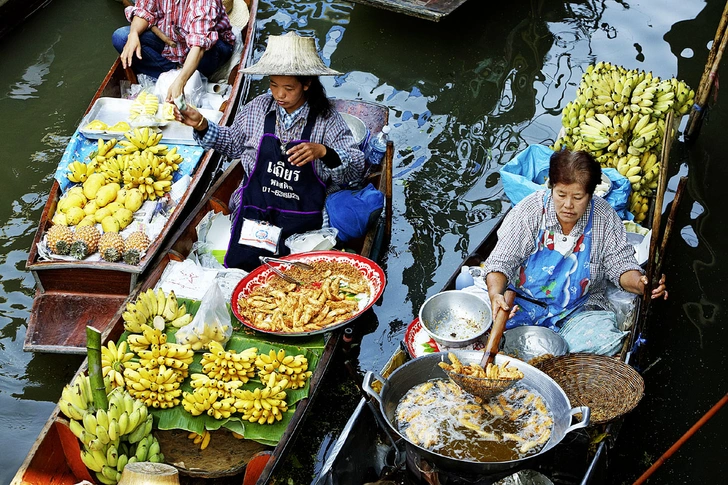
[362,351,590,474]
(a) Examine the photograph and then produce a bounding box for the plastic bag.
[285,227,338,253]
[154,69,207,108]
[500,145,633,219]
[175,282,232,350]
[606,283,638,330]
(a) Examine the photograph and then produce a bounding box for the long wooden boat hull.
[24,0,258,354]
[348,0,470,22]
[13,97,393,485]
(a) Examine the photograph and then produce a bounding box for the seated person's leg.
[196,40,234,79]
[112,27,177,79]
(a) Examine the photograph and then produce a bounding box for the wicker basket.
[534,353,644,425]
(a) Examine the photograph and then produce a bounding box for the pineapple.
[69,225,101,260]
[122,230,150,265]
[98,232,125,262]
[46,225,74,255]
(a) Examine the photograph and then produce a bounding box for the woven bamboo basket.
[534,353,644,425]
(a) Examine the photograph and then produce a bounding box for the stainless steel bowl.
[419,290,491,348]
[502,326,569,362]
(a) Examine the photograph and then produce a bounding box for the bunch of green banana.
[232,384,289,425]
[60,381,163,484]
[67,160,99,184]
[200,341,258,383]
[123,363,183,409]
[255,349,312,390]
[101,340,135,389]
[122,288,192,333]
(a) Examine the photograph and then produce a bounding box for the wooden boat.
[316,193,663,484]
[23,0,258,354]
[0,0,52,40]
[12,97,393,485]
[348,0,470,22]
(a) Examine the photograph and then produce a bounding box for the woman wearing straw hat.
[175,32,366,271]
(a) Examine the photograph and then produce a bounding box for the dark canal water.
[0,0,726,484]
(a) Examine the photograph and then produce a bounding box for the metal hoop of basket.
[534,353,645,425]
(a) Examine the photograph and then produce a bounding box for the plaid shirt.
[483,190,643,310]
[125,0,235,64]
[196,92,365,194]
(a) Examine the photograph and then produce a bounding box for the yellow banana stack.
[232,383,289,425]
[122,288,192,333]
[552,62,693,222]
[181,373,245,419]
[57,376,164,485]
[200,341,258,383]
[255,348,312,390]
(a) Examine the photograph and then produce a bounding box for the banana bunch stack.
[101,341,135,388]
[200,341,258,383]
[552,62,693,219]
[129,90,160,121]
[255,349,312,390]
[123,288,192,333]
[122,363,184,409]
[232,383,289,425]
[58,376,163,485]
[68,159,99,184]
[182,373,246,419]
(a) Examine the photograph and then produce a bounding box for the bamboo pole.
[686,1,728,139]
[640,112,673,329]
[654,176,688,279]
[86,326,108,411]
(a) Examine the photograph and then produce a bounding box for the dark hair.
[548,149,601,195]
[296,76,333,119]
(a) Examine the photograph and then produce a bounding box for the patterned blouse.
[126,0,235,64]
[483,190,643,310]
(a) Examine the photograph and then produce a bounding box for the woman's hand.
[286,143,326,167]
[642,273,668,300]
[120,32,142,69]
[173,105,206,130]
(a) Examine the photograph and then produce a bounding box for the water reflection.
[5,38,58,101]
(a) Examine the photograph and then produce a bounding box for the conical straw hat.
[225,0,250,30]
[242,32,341,76]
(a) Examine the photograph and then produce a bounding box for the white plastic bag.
[175,282,232,350]
[285,227,338,253]
[154,69,207,107]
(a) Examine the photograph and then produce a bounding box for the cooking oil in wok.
[395,380,553,462]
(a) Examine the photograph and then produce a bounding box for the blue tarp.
[500,145,633,220]
[54,131,206,193]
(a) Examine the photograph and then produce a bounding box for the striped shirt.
[125,0,235,64]
[483,190,643,310]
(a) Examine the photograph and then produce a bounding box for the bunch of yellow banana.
[122,127,163,150]
[255,349,312,390]
[122,288,192,333]
[123,364,183,409]
[58,374,98,421]
[232,384,289,425]
[187,430,212,450]
[200,341,258,383]
[67,160,99,183]
[182,373,245,419]
[133,340,194,372]
[101,340,135,388]
[629,191,651,224]
[129,90,160,120]
[125,323,167,353]
[175,320,232,351]
[121,150,175,201]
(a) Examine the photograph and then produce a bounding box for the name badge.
[239,219,282,253]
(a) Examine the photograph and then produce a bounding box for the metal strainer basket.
[444,368,520,400]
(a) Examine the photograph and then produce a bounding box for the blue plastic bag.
[499,145,633,219]
[325,184,384,242]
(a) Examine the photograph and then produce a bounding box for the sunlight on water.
[6,40,57,101]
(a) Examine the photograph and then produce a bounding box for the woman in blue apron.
[484,149,667,330]
[173,32,366,271]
